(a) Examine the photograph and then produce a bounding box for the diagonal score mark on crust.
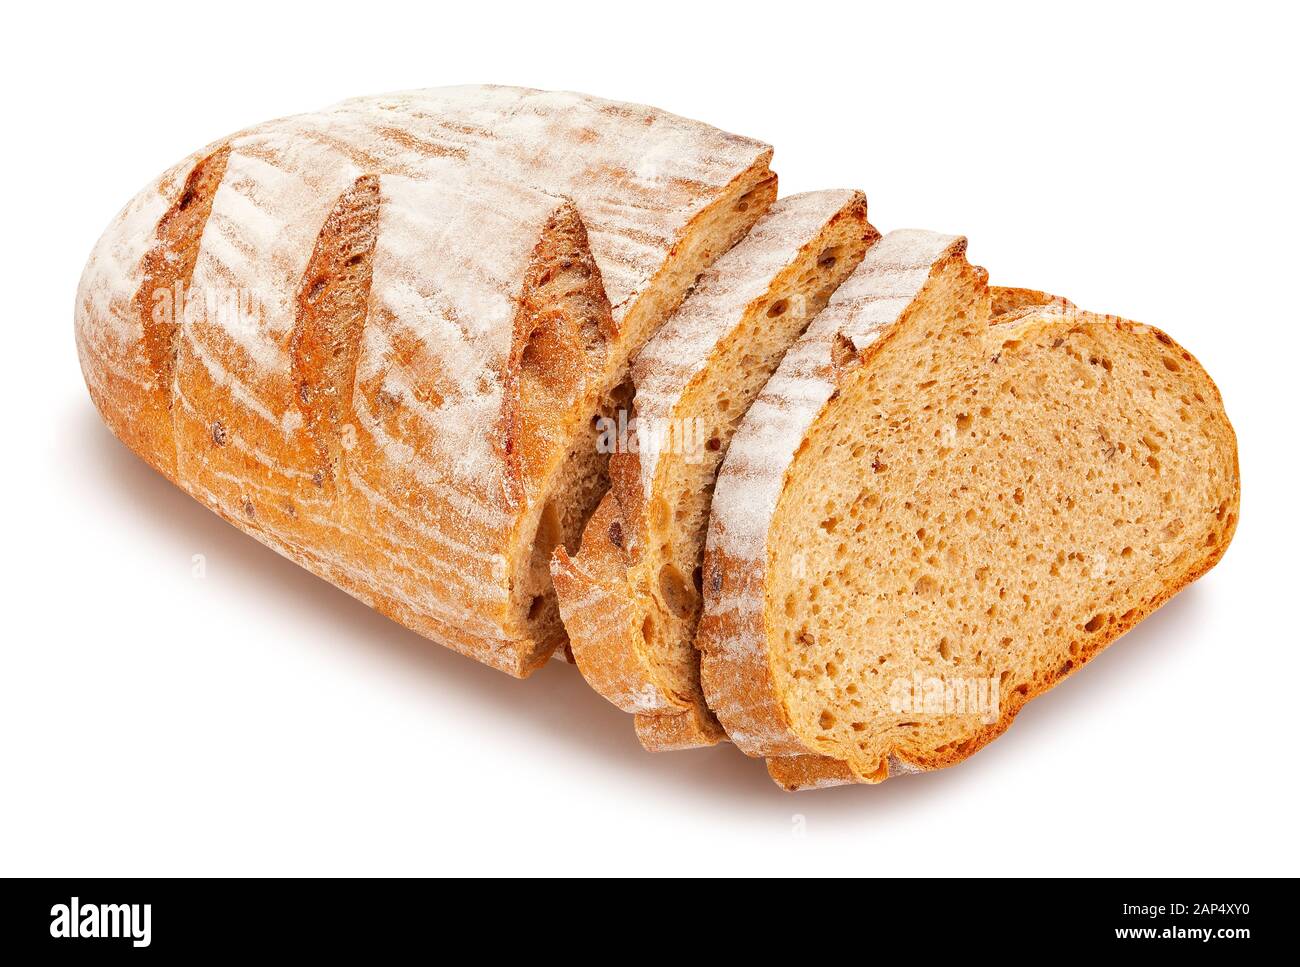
[134,145,232,380]
[290,174,382,494]
[499,199,612,507]
[129,144,231,477]
[80,87,778,676]
[498,199,619,668]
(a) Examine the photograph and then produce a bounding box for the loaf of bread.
[697,230,1240,787]
[551,191,878,749]
[75,86,775,676]
[78,87,1240,788]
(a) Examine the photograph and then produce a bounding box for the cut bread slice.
[698,230,1239,787]
[551,191,878,748]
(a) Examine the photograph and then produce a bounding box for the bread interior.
[766,275,1238,777]
[632,211,873,706]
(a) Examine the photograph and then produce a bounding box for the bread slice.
[551,191,877,748]
[76,87,775,677]
[698,230,1239,787]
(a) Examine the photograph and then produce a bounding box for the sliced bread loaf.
[698,230,1239,786]
[75,87,775,676]
[551,191,878,748]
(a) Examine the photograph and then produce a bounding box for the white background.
[3,1,1296,877]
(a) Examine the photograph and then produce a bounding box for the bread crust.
[76,87,773,676]
[551,488,660,707]
[989,285,1074,319]
[75,146,227,485]
[634,706,728,751]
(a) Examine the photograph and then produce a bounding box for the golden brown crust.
[75,147,229,485]
[290,173,382,499]
[989,285,1074,319]
[634,707,727,752]
[551,491,654,708]
[766,754,858,790]
[698,541,810,756]
[137,147,232,406]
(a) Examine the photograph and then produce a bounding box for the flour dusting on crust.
[75,86,772,675]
